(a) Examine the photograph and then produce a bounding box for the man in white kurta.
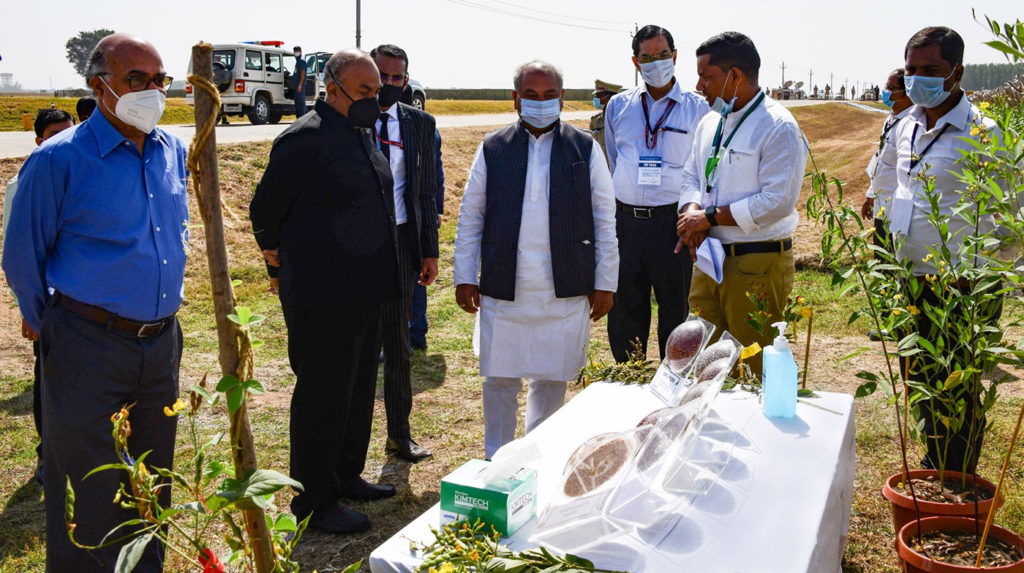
[454,61,619,458]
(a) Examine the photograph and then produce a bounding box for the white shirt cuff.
[679,188,702,211]
[730,197,759,234]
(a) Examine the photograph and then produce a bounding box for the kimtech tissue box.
[439,458,537,537]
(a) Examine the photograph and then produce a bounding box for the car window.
[245,50,263,71]
[266,53,281,73]
[305,54,317,74]
[213,50,235,70]
[317,53,329,75]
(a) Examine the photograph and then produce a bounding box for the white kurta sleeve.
[603,95,620,174]
[453,143,488,286]
[589,143,619,292]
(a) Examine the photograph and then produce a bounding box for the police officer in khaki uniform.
[589,79,622,158]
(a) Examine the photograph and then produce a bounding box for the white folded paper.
[696,237,725,284]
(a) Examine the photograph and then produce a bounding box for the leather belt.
[615,201,679,219]
[55,293,174,338]
[723,238,793,257]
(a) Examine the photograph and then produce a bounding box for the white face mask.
[99,76,166,134]
[519,97,561,129]
[639,58,675,89]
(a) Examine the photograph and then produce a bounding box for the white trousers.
[483,377,567,459]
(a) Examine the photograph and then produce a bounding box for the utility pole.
[808,69,814,91]
[356,0,362,48]
[632,23,639,87]
[780,61,786,87]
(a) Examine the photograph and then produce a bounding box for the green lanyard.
[704,92,765,192]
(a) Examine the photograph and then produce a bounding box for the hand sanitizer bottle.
[763,321,797,418]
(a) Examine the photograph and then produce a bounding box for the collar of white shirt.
[908,92,973,133]
[639,78,686,106]
[383,102,399,121]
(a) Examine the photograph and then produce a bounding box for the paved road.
[0,110,594,159]
[0,101,844,159]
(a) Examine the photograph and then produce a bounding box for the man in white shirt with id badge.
[603,24,709,363]
[675,31,807,376]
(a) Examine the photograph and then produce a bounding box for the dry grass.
[0,104,1020,573]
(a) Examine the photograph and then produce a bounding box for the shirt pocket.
[660,129,694,167]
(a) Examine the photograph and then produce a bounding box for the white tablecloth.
[369,383,855,573]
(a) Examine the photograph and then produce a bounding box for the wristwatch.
[705,205,719,227]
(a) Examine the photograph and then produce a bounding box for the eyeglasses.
[636,51,674,64]
[102,73,173,92]
[380,72,407,84]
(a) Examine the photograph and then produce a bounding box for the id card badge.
[866,153,879,179]
[638,155,663,186]
[889,197,914,236]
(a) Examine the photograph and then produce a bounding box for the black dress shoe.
[306,503,371,535]
[386,437,433,462]
[339,477,397,502]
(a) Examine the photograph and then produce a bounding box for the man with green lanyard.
[675,31,807,375]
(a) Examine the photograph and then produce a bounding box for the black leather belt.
[55,293,174,338]
[723,238,793,257]
[616,201,678,219]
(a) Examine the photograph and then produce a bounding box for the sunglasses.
[380,72,407,84]
[102,73,173,92]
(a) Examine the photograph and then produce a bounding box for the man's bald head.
[85,33,162,80]
[323,49,381,120]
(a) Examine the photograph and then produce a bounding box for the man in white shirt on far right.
[675,31,807,376]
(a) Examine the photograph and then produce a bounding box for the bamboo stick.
[974,399,1024,567]
[189,42,275,573]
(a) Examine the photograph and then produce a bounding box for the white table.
[369,383,855,573]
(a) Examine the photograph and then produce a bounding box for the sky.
[0,0,1020,93]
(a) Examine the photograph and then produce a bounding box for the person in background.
[75,96,97,121]
[860,68,912,341]
[292,45,307,118]
[676,31,807,376]
[250,49,399,535]
[589,79,621,159]
[3,33,186,571]
[370,43,439,463]
[890,26,1003,475]
[603,25,710,363]
[2,107,76,487]
[409,128,445,351]
[454,61,618,459]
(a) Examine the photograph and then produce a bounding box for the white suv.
[185,42,300,125]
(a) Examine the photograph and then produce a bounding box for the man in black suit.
[249,48,399,535]
[370,44,439,462]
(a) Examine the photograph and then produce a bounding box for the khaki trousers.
[688,248,795,376]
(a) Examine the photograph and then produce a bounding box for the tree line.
[963,63,1024,91]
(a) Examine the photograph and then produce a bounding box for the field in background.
[0,96,595,131]
[0,105,1020,572]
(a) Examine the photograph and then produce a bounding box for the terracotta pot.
[897,516,1024,572]
[882,470,1002,534]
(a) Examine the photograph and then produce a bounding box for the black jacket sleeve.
[249,133,308,252]
[417,114,440,259]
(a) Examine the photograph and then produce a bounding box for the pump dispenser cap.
[772,321,790,350]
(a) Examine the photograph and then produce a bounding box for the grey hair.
[513,60,563,92]
[325,49,370,83]
[85,44,107,79]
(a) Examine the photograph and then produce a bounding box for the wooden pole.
[974,399,1024,567]
[190,42,275,573]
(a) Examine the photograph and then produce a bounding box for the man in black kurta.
[249,49,399,535]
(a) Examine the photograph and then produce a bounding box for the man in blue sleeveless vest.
[453,61,619,459]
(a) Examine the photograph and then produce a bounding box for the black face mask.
[329,71,379,128]
[378,84,404,109]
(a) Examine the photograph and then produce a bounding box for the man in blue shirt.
[2,33,187,572]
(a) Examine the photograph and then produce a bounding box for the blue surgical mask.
[639,58,675,89]
[881,89,895,108]
[593,97,603,110]
[710,71,739,117]
[905,69,956,108]
[519,97,561,129]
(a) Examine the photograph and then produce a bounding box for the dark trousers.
[40,301,180,573]
[32,340,41,461]
[607,208,693,362]
[284,302,382,514]
[899,282,1003,475]
[410,282,428,349]
[294,92,307,118]
[380,224,418,440]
